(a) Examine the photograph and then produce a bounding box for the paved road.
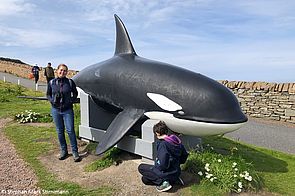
[0,72,47,93]
[226,118,295,155]
[1,72,295,155]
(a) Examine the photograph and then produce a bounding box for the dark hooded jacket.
[46,77,78,111]
[152,134,188,182]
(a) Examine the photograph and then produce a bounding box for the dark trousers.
[34,74,39,84]
[138,164,163,186]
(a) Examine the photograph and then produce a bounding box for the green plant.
[183,144,262,193]
[15,110,41,123]
[85,147,122,172]
[0,95,9,102]
[15,110,53,123]
[0,83,24,102]
[15,85,24,95]
[37,113,53,123]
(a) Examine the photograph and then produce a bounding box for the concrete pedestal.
[79,92,157,162]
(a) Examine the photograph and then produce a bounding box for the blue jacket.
[152,135,188,182]
[46,77,78,111]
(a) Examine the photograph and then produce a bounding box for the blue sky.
[0,0,294,82]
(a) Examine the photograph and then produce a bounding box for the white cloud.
[0,0,35,16]
[0,26,76,48]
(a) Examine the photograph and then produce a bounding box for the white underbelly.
[144,111,246,136]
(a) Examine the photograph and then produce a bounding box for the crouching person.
[138,121,188,192]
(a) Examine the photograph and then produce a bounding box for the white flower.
[234,168,238,171]
[217,159,221,163]
[205,163,210,171]
[198,171,203,176]
[245,176,253,181]
[232,162,237,167]
[205,173,213,179]
[237,188,242,193]
[238,182,243,188]
[234,174,237,178]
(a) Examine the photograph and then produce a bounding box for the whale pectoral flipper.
[95,108,145,155]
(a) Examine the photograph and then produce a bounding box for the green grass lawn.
[1,80,295,195]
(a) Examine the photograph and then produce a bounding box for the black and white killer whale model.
[73,14,248,155]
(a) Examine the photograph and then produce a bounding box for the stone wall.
[1,59,294,124]
[219,81,295,124]
[0,60,77,83]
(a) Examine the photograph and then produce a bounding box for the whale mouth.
[173,113,248,124]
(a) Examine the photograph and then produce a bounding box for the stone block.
[282,83,290,92]
[289,84,295,94]
[290,95,295,101]
[286,109,295,117]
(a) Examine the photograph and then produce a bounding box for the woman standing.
[46,64,81,162]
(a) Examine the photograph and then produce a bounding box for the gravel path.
[0,119,39,195]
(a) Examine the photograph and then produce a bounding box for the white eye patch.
[147,93,182,112]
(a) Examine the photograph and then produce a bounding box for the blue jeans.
[51,107,78,153]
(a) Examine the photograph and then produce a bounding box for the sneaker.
[72,151,81,162]
[156,181,172,192]
[58,151,68,160]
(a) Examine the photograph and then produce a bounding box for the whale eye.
[178,111,185,115]
[95,68,101,77]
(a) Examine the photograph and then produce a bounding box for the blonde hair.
[57,64,68,71]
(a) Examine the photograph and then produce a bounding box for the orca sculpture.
[73,14,248,155]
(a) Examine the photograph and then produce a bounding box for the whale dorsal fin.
[114,14,137,56]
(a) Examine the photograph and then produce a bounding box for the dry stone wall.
[219,81,295,124]
[0,59,294,124]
